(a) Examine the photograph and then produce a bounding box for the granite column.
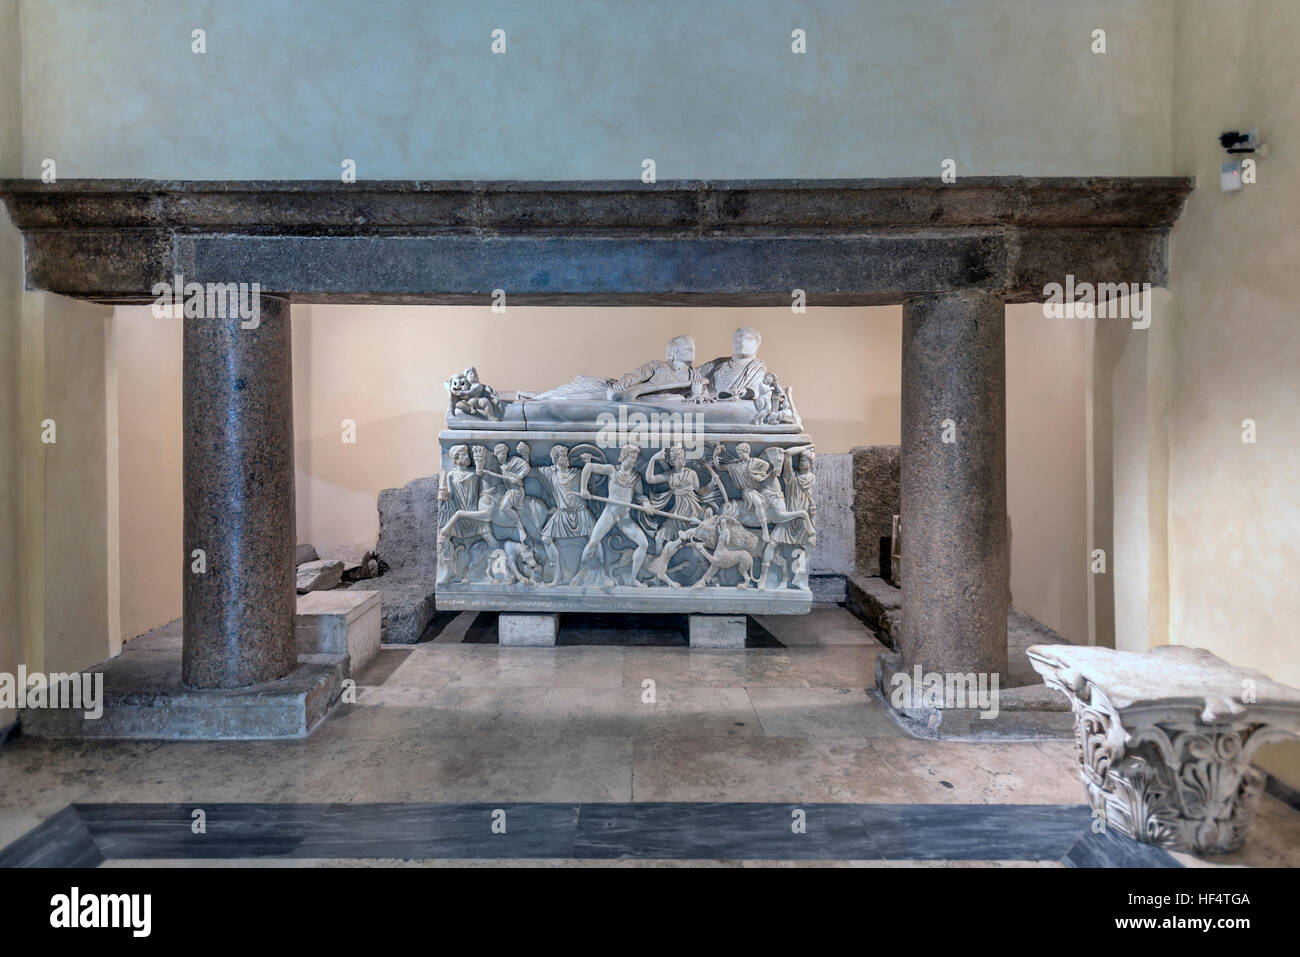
[182,294,297,688]
[899,290,1008,678]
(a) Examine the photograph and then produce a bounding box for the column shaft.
[182,295,296,688]
[900,290,1008,677]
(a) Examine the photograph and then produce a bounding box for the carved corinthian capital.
[1028,644,1300,855]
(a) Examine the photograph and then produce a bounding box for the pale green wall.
[0,0,17,175]
[20,0,1173,179]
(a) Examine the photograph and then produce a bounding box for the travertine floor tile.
[447,645,626,689]
[348,732,634,803]
[754,606,886,646]
[631,736,913,803]
[746,686,904,738]
[867,737,1082,805]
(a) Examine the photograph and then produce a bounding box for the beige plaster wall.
[1167,0,1300,785]
[115,309,183,641]
[1005,304,1090,644]
[0,0,16,175]
[12,290,116,680]
[1111,329,1153,653]
[0,0,22,731]
[296,304,905,555]
[37,295,117,672]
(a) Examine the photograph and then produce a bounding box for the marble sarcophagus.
[434,327,816,615]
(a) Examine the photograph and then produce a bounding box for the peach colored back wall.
[291,305,903,556]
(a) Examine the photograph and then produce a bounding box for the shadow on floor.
[459,612,783,647]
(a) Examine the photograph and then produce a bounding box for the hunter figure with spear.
[571,443,656,586]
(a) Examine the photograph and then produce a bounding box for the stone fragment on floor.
[297,559,344,593]
[331,543,379,580]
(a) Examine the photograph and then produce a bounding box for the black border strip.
[0,802,1180,868]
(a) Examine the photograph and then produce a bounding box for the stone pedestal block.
[499,613,559,647]
[296,590,382,674]
[182,295,297,688]
[689,614,747,649]
[900,291,1008,678]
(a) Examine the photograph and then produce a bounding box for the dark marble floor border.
[1266,774,1300,814]
[0,802,1180,868]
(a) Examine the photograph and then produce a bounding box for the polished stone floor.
[2,606,1297,867]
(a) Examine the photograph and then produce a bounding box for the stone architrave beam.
[0,178,1191,305]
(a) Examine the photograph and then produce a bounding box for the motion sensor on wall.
[1219,129,1259,153]
[1219,128,1268,192]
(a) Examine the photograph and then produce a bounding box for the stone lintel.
[0,178,1191,304]
[0,176,1194,229]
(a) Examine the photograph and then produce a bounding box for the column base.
[689,614,747,649]
[17,620,345,740]
[499,613,559,647]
